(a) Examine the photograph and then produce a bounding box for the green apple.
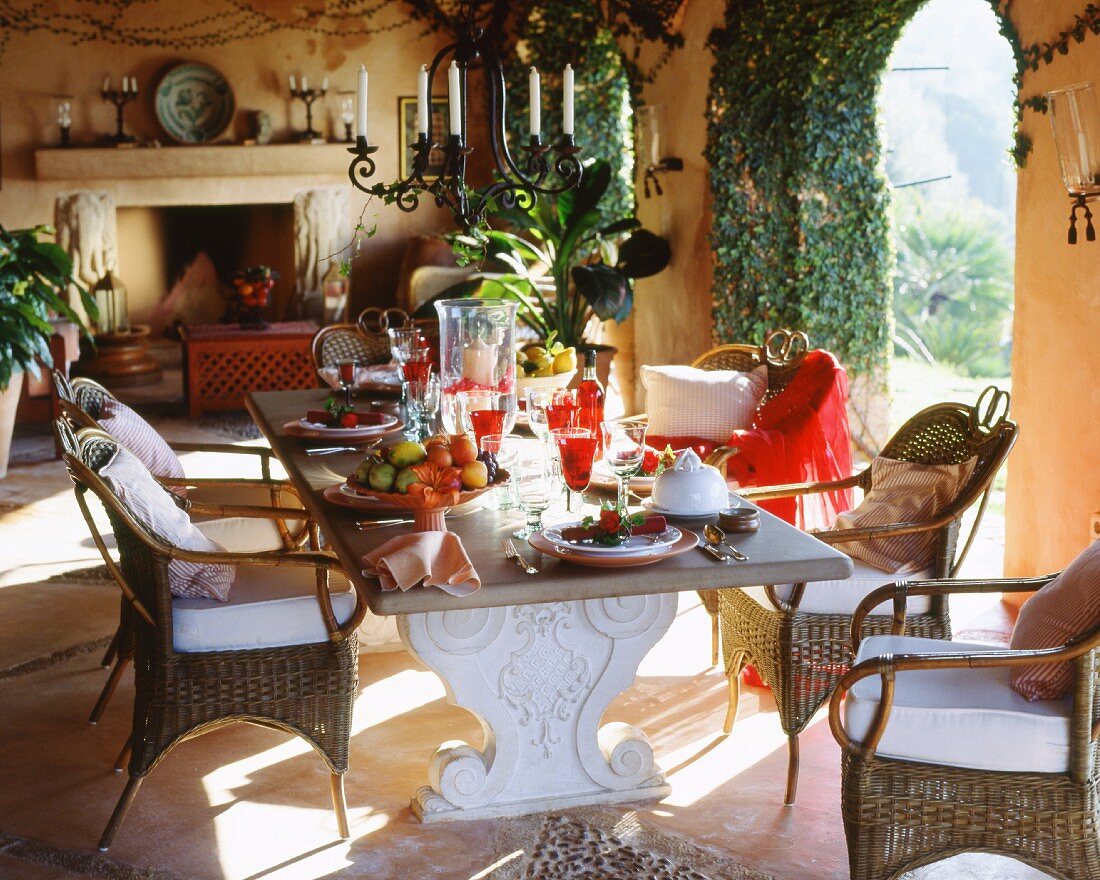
[353,458,376,483]
[394,467,422,494]
[368,462,397,492]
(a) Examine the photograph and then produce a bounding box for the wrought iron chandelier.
[346,3,583,231]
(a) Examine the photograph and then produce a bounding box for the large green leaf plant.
[434,159,671,348]
[0,224,96,391]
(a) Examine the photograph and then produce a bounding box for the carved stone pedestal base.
[399,593,678,823]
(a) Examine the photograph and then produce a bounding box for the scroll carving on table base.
[398,593,677,822]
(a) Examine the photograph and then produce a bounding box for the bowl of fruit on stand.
[516,333,577,394]
[344,434,508,531]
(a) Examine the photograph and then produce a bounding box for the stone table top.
[246,388,854,616]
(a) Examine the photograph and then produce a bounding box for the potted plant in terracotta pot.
[0,224,95,477]
[420,159,671,389]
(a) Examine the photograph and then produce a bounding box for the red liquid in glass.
[338,362,356,384]
[470,409,506,445]
[402,360,433,383]
[556,435,599,491]
[546,400,579,431]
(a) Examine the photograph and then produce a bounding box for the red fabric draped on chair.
[723,350,853,530]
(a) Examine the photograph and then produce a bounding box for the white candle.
[301,75,309,91]
[563,64,575,136]
[356,65,368,140]
[528,67,541,138]
[417,64,429,135]
[102,75,110,93]
[448,60,462,139]
[130,75,138,93]
[289,74,297,92]
[321,76,329,91]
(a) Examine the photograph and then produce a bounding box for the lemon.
[525,346,548,363]
[534,365,555,378]
[552,347,577,375]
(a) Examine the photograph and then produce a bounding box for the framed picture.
[398,96,449,180]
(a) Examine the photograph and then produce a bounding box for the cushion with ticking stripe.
[641,364,767,444]
[832,455,977,574]
[1010,541,1100,700]
[97,396,185,493]
[99,446,234,601]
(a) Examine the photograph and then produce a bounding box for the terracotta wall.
[0,5,453,317]
[1004,0,1100,579]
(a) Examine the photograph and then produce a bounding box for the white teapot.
[650,448,729,515]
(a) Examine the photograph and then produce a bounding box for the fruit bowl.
[516,370,576,395]
[345,474,507,531]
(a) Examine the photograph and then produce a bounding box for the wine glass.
[407,373,440,438]
[546,389,579,432]
[479,433,522,510]
[526,388,555,443]
[601,419,648,512]
[513,452,554,539]
[455,390,517,447]
[553,427,599,513]
[388,326,421,403]
[336,358,359,409]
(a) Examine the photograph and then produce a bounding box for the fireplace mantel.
[34,143,354,207]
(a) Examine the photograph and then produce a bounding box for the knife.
[697,543,731,563]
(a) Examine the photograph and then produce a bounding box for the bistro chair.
[661,329,811,666]
[719,386,1017,804]
[310,308,410,371]
[831,571,1099,880]
[59,425,365,852]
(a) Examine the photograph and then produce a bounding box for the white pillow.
[99,446,234,601]
[641,364,767,442]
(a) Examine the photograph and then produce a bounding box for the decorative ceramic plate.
[155,62,235,144]
[283,416,402,440]
[541,522,681,556]
[528,529,697,568]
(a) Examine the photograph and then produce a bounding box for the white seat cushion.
[172,565,357,653]
[845,635,1072,773]
[740,560,933,615]
[196,517,287,553]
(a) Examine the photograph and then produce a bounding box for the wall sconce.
[1046,82,1100,244]
[636,104,683,199]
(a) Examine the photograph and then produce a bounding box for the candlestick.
[102,75,110,94]
[101,77,138,145]
[57,98,72,148]
[356,65,368,141]
[289,74,297,91]
[529,67,541,138]
[322,76,329,91]
[301,75,309,91]
[448,61,462,141]
[417,64,429,135]
[563,63,575,136]
[291,75,329,142]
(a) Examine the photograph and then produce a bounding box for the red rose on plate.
[641,448,659,475]
[340,412,359,428]
[599,509,622,532]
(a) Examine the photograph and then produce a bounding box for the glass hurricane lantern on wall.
[1046,81,1100,244]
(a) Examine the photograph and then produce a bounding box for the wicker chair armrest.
[182,501,309,521]
[168,441,274,480]
[737,472,863,501]
[158,475,297,492]
[850,574,1060,652]
[811,516,947,545]
[829,634,1098,758]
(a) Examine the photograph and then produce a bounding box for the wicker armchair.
[52,375,310,725]
[831,573,1099,880]
[718,386,1017,804]
[59,425,366,852]
[688,329,810,666]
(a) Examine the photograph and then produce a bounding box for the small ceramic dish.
[649,448,730,516]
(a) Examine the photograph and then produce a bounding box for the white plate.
[642,492,741,519]
[589,460,658,494]
[286,413,400,440]
[541,522,681,556]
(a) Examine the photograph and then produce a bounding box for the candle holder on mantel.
[289,76,328,144]
[56,96,73,148]
[101,76,138,146]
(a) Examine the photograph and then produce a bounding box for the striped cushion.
[832,455,978,574]
[641,365,767,443]
[97,397,185,493]
[1011,541,1100,700]
[99,446,234,601]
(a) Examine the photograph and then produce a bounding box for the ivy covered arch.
[706,0,1021,377]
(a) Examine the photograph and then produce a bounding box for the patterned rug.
[486,810,774,880]
[198,409,263,441]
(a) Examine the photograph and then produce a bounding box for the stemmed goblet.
[336,359,359,409]
[513,451,554,539]
[601,419,648,512]
[553,427,599,513]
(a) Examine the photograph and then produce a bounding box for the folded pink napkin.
[362,532,480,597]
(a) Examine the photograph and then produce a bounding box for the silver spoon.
[704,523,749,561]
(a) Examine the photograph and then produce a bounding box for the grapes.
[476,450,499,483]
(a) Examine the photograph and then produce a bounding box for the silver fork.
[502,538,538,575]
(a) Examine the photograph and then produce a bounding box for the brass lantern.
[93,272,130,335]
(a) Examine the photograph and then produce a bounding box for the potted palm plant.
[421,160,671,384]
[0,224,96,477]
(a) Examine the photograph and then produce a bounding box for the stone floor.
[0,402,1049,880]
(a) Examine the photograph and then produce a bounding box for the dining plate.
[322,484,484,516]
[283,415,401,441]
[155,62,235,144]
[642,492,741,519]
[541,522,681,556]
[528,528,698,568]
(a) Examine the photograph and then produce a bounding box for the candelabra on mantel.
[289,74,328,144]
[101,76,138,146]
[346,3,584,233]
